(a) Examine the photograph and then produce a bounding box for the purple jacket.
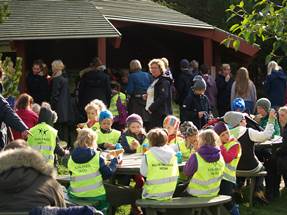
[203,74,217,109]
[183,145,221,178]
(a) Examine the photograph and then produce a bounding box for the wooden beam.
[203,38,213,67]
[97,38,106,65]
[111,37,122,49]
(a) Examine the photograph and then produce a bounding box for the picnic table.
[255,135,282,147]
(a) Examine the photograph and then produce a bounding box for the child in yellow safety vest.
[184,129,225,197]
[77,100,107,131]
[163,115,191,160]
[214,121,241,215]
[96,110,121,150]
[67,128,119,212]
[179,121,200,153]
[109,81,128,131]
[140,128,179,200]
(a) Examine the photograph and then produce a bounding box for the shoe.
[254,191,269,205]
[233,189,244,203]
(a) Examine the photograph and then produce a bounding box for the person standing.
[264,61,286,108]
[145,59,172,129]
[230,67,257,114]
[216,64,234,117]
[50,60,73,146]
[127,59,152,125]
[26,60,50,104]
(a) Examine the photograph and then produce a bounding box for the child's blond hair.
[75,128,97,148]
[198,129,220,147]
[85,102,99,113]
[90,99,107,112]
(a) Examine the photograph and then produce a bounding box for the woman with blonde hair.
[264,61,286,108]
[50,60,73,147]
[127,59,152,125]
[145,59,172,129]
[230,67,257,113]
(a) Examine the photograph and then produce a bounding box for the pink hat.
[126,114,143,126]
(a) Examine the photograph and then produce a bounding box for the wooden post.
[97,38,106,65]
[203,38,213,67]
[13,41,27,93]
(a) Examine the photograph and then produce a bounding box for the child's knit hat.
[214,121,229,136]
[99,110,113,122]
[255,98,271,113]
[163,115,180,130]
[192,77,206,91]
[224,111,245,128]
[126,114,143,126]
[180,121,199,137]
[231,97,245,112]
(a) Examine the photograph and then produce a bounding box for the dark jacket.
[0,95,28,148]
[70,147,118,180]
[175,70,194,106]
[148,76,172,128]
[78,69,111,111]
[216,75,234,116]
[126,70,152,95]
[51,74,73,123]
[26,73,50,104]
[181,90,211,129]
[264,70,287,107]
[120,130,146,154]
[184,144,221,178]
[0,148,65,211]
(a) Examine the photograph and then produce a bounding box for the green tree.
[0,2,9,23]
[225,0,287,63]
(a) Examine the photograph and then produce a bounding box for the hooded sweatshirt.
[0,148,65,211]
[140,145,176,177]
[183,144,221,178]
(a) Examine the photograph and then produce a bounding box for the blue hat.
[99,110,113,122]
[231,98,245,112]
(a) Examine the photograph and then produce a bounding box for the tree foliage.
[224,0,287,63]
[0,2,9,23]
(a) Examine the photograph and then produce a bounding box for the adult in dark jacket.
[50,60,73,145]
[127,59,152,123]
[78,57,111,116]
[26,60,50,104]
[0,94,28,148]
[264,61,287,108]
[145,59,172,130]
[0,139,65,211]
[181,78,211,129]
[216,64,234,117]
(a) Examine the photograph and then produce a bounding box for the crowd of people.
[0,57,287,215]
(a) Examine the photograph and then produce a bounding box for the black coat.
[78,69,111,111]
[175,71,194,106]
[181,90,211,129]
[50,75,73,123]
[26,73,50,104]
[216,74,234,116]
[0,95,28,148]
[148,76,172,128]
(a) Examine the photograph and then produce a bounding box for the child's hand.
[77,123,85,129]
[269,109,276,119]
[104,143,115,150]
[131,140,140,150]
[198,112,205,118]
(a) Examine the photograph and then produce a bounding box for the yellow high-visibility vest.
[109,92,126,117]
[96,129,121,145]
[27,122,57,165]
[169,136,191,160]
[143,150,179,200]
[126,136,148,153]
[83,121,100,131]
[68,153,106,198]
[187,152,225,197]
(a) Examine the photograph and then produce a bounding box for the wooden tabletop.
[136,195,231,208]
[116,153,186,175]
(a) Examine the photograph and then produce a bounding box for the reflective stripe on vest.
[70,181,103,193]
[70,171,101,182]
[31,145,53,151]
[68,153,105,198]
[187,152,225,197]
[143,151,178,200]
[222,140,241,184]
[187,187,220,196]
[146,176,178,185]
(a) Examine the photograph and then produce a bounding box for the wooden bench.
[236,170,267,207]
[136,195,231,215]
